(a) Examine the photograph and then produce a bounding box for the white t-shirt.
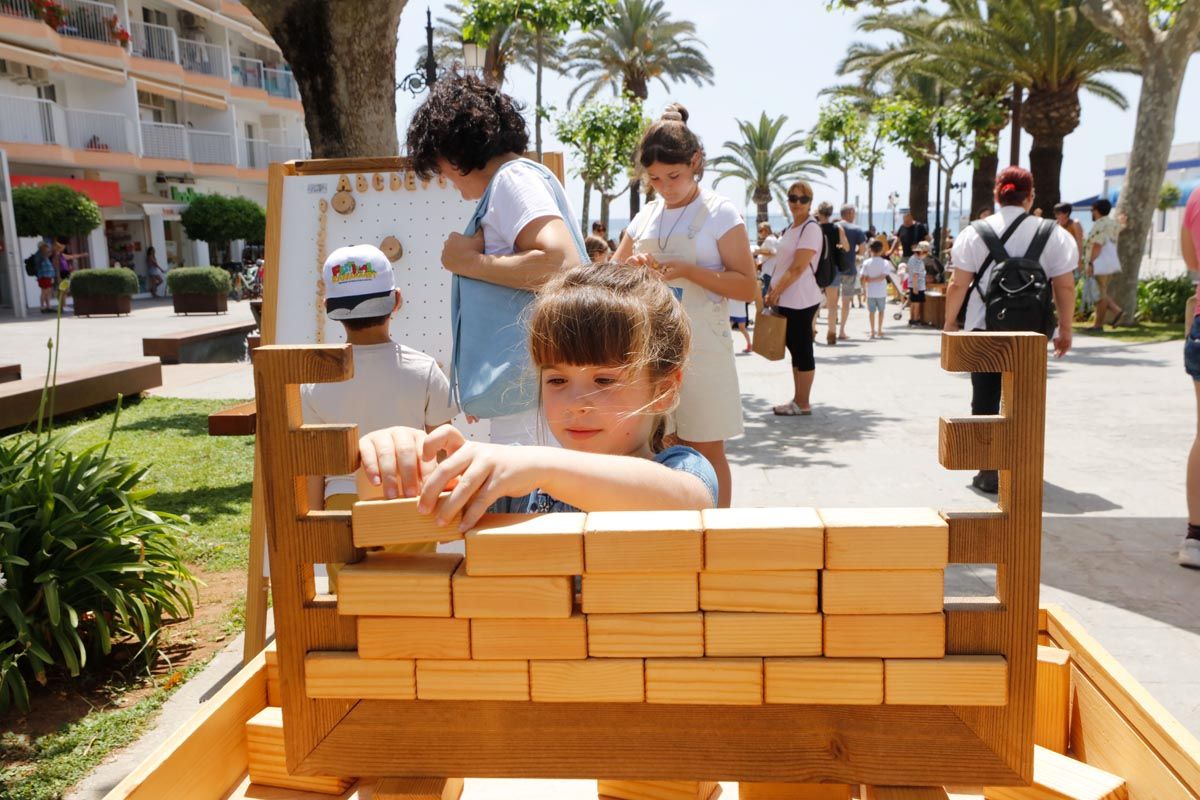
[951,206,1079,332]
[768,219,824,310]
[300,341,456,497]
[628,189,744,270]
[480,161,565,255]
[757,234,779,270]
[860,256,893,299]
[905,255,927,292]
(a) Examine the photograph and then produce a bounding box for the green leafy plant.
[67,268,138,298]
[1136,275,1193,323]
[12,185,102,241]
[165,266,232,295]
[180,194,266,263]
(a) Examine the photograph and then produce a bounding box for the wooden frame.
[250,332,1045,786]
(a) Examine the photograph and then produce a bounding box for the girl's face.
[540,364,676,458]
[644,157,700,206]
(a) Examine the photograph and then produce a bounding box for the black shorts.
[779,304,819,372]
[909,290,927,303]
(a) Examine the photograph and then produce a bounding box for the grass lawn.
[1073,320,1186,344]
[0,396,254,800]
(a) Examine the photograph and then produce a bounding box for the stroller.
[889,272,910,321]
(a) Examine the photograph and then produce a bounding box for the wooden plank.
[451,565,573,619]
[739,784,853,799]
[587,612,704,657]
[864,789,950,800]
[470,615,587,660]
[598,780,719,800]
[352,497,462,548]
[0,363,21,383]
[582,572,698,614]
[463,512,585,575]
[821,570,944,615]
[242,436,269,663]
[764,658,884,705]
[701,507,824,570]
[584,510,703,573]
[530,658,645,702]
[819,508,948,570]
[264,644,282,706]
[245,706,353,794]
[704,612,822,657]
[983,746,1127,800]
[884,656,1008,706]
[699,571,818,613]
[208,399,257,436]
[335,553,460,617]
[938,416,1013,471]
[374,777,464,800]
[304,652,415,700]
[824,613,945,658]
[142,321,257,363]
[0,358,163,430]
[415,659,529,701]
[645,657,762,705]
[1035,645,1070,754]
[357,617,470,660]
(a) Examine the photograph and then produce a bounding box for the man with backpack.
[944,167,1078,494]
[25,241,56,313]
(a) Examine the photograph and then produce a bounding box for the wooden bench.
[0,358,162,430]
[143,321,258,364]
[208,400,257,436]
[0,363,20,384]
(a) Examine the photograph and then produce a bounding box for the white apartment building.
[0,0,309,310]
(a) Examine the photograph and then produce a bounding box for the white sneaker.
[1180,539,1200,569]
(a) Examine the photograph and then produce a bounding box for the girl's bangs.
[529,288,646,371]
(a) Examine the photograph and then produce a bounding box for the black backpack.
[24,253,37,277]
[964,213,1057,336]
[802,219,837,289]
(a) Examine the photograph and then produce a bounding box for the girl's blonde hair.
[528,262,690,452]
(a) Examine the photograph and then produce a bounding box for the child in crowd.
[301,245,456,582]
[905,240,930,326]
[585,234,611,262]
[729,296,752,354]
[860,239,893,339]
[358,262,718,529]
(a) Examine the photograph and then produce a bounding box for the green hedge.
[68,268,138,297]
[166,266,232,295]
[1137,275,1194,324]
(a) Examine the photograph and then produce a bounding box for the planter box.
[249,299,263,327]
[73,294,132,317]
[173,293,229,315]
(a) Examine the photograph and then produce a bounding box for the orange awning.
[11,176,122,207]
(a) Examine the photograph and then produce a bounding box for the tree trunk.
[629,176,640,218]
[580,179,592,235]
[972,149,999,220]
[1021,85,1080,216]
[842,169,849,207]
[941,163,954,257]
[909,156,930,224]
[1009,82,1022,167]
[1027,135,1064,217]
[534,28,544,162]
[600,194,611,233]
[867,166,875,233]
[484,38,504,86]
[242,0,405,158]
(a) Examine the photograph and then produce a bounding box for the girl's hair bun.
[661,103,689,124]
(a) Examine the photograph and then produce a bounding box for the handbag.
[449,159,588,418]
[752,295,788,361]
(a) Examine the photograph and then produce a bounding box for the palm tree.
[710,113,825,224]
[420,2,563,87]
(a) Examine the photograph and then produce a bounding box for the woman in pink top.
[1180,188,1200,568]
[764,180,824,416]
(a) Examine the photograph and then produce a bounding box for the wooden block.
[885,656,1008,705]
[451,564,572,618]
[705,612,823,657]
[582,572,698,614]
[702,507,824,570]
[415,659,529,700]
[823,613,945,658]
[645,657,762,705]
[863,789,950,800]
[245,706,352,794]
[264,645,282,706]
[739,783,853,799]
[304,651,415,700]
[764,657,883,704]
[352,496,461,548]
[587,612,703,657]
[598,780,720,800]
[983,745,1127,800]
[375,777,464,800]
[530,658,644,702]
[464,512,585,575]
[336,553,460,617]
[821,570,944,615]
[470,615,587,660]
[584,510,702,573]
[699,570,817,613]
[357,617,470,660]
[819,508,948,570]
[1035,645,1071,754]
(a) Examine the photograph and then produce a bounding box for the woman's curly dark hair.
[405,71,529,179]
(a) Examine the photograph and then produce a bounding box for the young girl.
[358,262,719,529]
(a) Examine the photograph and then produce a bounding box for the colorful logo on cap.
[330,259,378,284]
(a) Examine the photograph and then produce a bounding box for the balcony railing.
[188,129,235,165]
[57,0,120,45]
[179,38,229,79]
[65,108,133,153]
[268,143,303,162]
[131,20,178,63]
[239,137,269,169]
[0,95,65,146]
[140,120,188,161]
[231,56,264,90]
[263,68,298,99]
[0,0,38,22]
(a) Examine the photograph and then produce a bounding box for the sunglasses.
[787,194,812,204]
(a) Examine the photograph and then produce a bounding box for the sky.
[392,0,1200,229]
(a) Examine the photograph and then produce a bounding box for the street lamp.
[462,40,486,72]
[950,181,967,225]
[398,8,438,97]
[887,191,901,233]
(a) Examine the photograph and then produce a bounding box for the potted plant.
[166,266,231,314]
[69,267,138,316]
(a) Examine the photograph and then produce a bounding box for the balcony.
[140,120,188,161]
[179,38,229,79]
[238,137,268,169]
[263,67,298,99]
[130,20,178,63]
[65,108,134,153]
[268,143,304,162]
[1,0,122,45]
[0,94,65,146]
[188,129,235,165]
[231,56,264,90]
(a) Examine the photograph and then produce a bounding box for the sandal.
[1108,311,1125,327]
[773,401,812,416]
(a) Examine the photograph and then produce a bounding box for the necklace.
[656,186,701,250]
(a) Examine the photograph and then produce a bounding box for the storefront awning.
[182,88,228,111]
[135,76,184,101]
[10,176,122,207]
[0,42,125,85]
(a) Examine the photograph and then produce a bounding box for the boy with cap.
[905,241,930,326]
[301,245,455,582]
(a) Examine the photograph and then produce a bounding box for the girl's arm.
[660,225,760,302]
[612,231,635,263]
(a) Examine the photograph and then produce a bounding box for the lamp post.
[933,87,945,260]
[950,181,967,228]
[398,8,438,97]
[888,190,900,234]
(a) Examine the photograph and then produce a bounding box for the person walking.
[764,181,823,418]
[944,166,1078,495]
[32,241,55,313]
[146,246,165,297]
[1083,198,1125,328]
[835,204,868,338]
[817,201,849,345]
[613,104,757,508]
[1179,187,1200,568]
[893,211,929,260]
[1053,202,1085,273]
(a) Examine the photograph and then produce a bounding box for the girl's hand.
[660,261,696,282]
[626,252,661,272]
[441,230,485,275]
[418,429,541,530]
[359,426,438,500]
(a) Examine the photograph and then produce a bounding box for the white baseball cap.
[323,244,396,320]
